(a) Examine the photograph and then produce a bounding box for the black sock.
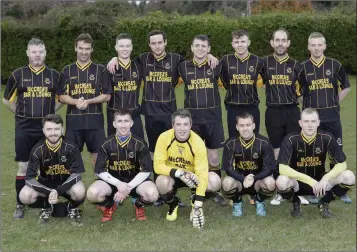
[292,194,300,204]
[222,188,242,203]
[28,197,46,208]
[321,183,354,203]
[204,191,216,199]
[68,199,84,209]
[278,187,294,200]
[134,197,151,208]
[15,176,25,205]
[256,188,275,202]
[209,164,221,178]
[97,196,114,208]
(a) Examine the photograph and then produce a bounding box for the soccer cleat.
[96,205,106,212]
[135,206,147,221]
[255,201,267,216]
[307,195,320,204]
[340,194,352,204]
[68,208,82,220]
[13,204,25,219]
[291,202,302,217]
[100,205,117,222]
[232,202,243,217]
[298,196,310,205]
[166,202,179,221]
[270,193,285,205]
[38,207,53,223]
[213,192,227,206]
[318,202,333,218]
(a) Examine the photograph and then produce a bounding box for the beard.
[47,136,61,145]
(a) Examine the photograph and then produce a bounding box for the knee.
[207,172,221,192]
[263,177,276,191]
[341,170,355,185]
[19,187,36,205]
[221,176,235,192]
[86,186,101,202]
[70,183,86,201]
[155,175,172,193]
[275,175,290,190]
[143,186,159,202]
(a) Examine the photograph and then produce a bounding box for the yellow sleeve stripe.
[279,164,317,186]
[324,162,347,180]
[218,78,224,88]
[9,88,18,102]
[256,74,264,88]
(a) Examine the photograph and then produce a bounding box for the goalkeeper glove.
[175,170,199,188]
[191,206,205,230]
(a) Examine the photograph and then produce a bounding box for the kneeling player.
[154,109,221,229]
[19,114,86,223]
[221,113,275,217]
[276,108,355,218]
[86,109,158,222]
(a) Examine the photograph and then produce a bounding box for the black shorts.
[99,178,151,200]
[37,178,71,198]
[191,122,225,149]
[65,129,105,153]
[265,105,300,148]
[319,121,343,149]
[145,116,172,152]
[296,173,324,196]
[227,105,260,138]
[15,130,44,162]
[107,109,144,139]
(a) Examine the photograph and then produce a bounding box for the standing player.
[154,109,221,229]
[276,108,355,218]
[221,113,275,217]
[3,38,62,219]
[19,114,86,223]
[259,28,303,205]
[178,34,226,205]
[58,33,111,168]
[300,32,352,203]
[107,30,218,206]
[103,33,144,138]
[220,29,263,138]
[86,109,158,222]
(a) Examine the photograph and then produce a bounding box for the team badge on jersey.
[253,152,259,159]
[286,67,292,74]
[165,63,171,70]
[206,69,212,75]
[128,152,134,158]
[132,72,138,78]
[61,156,67,162]
[178,146,184,155]
[44,78,51,85]
[315,147,321,154]
[89,74,95,80]
[249,66,255,72]
[325,69,331,76]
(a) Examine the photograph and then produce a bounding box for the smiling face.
[173,116,191,142]
[27,44,46,67]
[270,30,290,56]
[232,35,250,57]
[308,37,326,60]
[148,34,167,57]
[236,117,255,140]
[113,113,133,137]
[75,40,93,64]
[43,121,63,145]
[191,39,210,61]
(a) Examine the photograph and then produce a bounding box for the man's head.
[191,34,211,61]
[231,30,250,56]
[236,113,255,140]
[26,38,46,67]
[148,30,167,57]
[42,114,64,145]
[299,108,320,137]
[113,108,133,137]
[171,109,192,142]
[308,32,326,59]
[270,28,290,56]
[115,33,133,60]
[75,33,93,63]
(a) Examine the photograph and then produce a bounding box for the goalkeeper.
[154,109,221,229]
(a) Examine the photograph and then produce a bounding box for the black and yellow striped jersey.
[222,134,275,182]
[220,53,263,106]
[300,57,350,122]
[139,52,184,116]
[103,59,142,116]
[26,137,85,182]
[260,55,303,107]
[278,130,346,179]
[178,59,223,124]
[58,61,110,130]
[3,65,60,131]
[94,134,152,181]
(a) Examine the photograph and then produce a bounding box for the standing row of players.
[3,28,353,224]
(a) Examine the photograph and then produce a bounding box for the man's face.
[173,116,191,142]
[191,39,210,60]
[75,40,93,63]
[308,37,326,59]
[113,114,133,136]
[270,30,290,56]
[236,117,255,140]
[115,39,132,60]
[27,44,46,67]
[231,35,250,56]
[43,121,62,145]
[299,112,320,137]
[148,34,166,57]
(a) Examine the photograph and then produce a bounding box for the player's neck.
[301,131,316,140]
[193,56,208,65]
[116,133,131,142]
[240,134,254,142]
[46,137,62,148]
[153,52,166,59]
[76,59,91,66]
[273,53,288,60]
[236,51,249,60]
[310,55,325,63]
[29,63,45,70]
[118,57,130,65]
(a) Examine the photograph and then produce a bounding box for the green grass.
[1,77,356,251]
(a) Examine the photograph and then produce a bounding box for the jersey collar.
[193,58,208,68]
[76,60,92,71]
[29,64,46,75]
[239,134,255,149]
[273,54,289,64]
[115,133,132,147]
[310,56,325,68]
[301,132,317,145]
[46,137,63,153]
[118,59,131,70]
[154,52,166,61]
[234,52,250,62]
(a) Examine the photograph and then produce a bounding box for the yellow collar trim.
[118,59,131,70]
[76,60,92,71]
[301,132,316,145]
[310,56,325,68]
[115,134,132,148]
[273,54,289,64]
[234,52,250,62]
[154,53,166,61]
[193,58,208,67]
[46,138,62,153]
[29,65,45,75]
[239,134,255,149]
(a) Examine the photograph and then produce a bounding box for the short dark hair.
[116,33,132,43]
[271,28,290,40]
[75,33,93,47]
[148,30,166,43]
[236,112,254,124]
[42,114,63,127]
[114,108,132,120]
[171,109,192,125]
[192,34,210,46]
[232,29,249,40]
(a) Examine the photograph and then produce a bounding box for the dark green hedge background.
[2,12,356,79]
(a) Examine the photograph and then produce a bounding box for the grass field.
[1,78,356,251]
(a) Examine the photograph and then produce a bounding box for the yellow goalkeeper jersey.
[154,129,208,198]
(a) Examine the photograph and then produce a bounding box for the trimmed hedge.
[2,12,356,80]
